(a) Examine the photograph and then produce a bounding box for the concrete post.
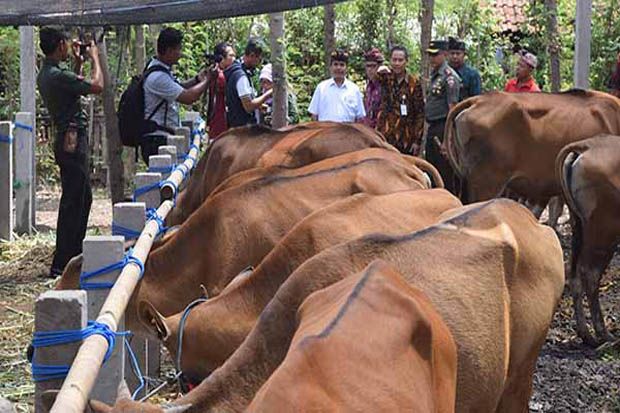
[183,111,201,123]
[134,172,162,209]
[111,203,161,398]
[0,122,13,241]
[148,154,173,180]
[167,135,188,160]
[20,26,37,227]
[34,290,87,413]
[157,145,178,163]
[81,236,126,405]
[14,112,35,235]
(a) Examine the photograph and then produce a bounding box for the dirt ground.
[0,190,618,412]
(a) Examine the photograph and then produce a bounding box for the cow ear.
[138,300,171,341]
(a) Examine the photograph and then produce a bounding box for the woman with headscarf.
[258,63,299,126]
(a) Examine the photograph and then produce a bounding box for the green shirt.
[453,63,481,101]
[425,61,461,122]
[37,58,92,135]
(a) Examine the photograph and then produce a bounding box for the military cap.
[448,36,466,51]
[426,40,448,54]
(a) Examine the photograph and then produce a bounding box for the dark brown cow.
[111,149,430,333]
[247,260,458,413]
[167,121,394,225]
[558,134,620,344]
[94,199,564,413]
[138,189,461,380]
[445,90,620,209]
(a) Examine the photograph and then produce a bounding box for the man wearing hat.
[309,49,366,123]
[258,63,300,126]
[424,39,461,194]
[448,37,481,101]
[504,50,540,92]
[362,47,384,128]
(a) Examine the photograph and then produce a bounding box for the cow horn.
[163,404,192,413]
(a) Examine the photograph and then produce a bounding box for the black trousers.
[424,119,458,195]
[140,135,168,165]
[50,133,93,275]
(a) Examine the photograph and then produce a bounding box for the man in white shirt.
[141,27,209,164]
[308,49,365,123]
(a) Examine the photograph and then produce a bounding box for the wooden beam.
[573,0,592,89]
[0,0,346,26]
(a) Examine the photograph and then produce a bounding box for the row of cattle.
[52,90,619,412]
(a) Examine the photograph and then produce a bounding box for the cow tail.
[445,98,476,178]
[556,142,589,222]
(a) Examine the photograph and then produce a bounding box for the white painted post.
[34,290,87,413]
[20,26,36,228]
[0,122,13,241]
[134,172,162,209]
[14,112,35,234]
[574,0,592,89]
[81,236,126,405]
[148,154,173,180]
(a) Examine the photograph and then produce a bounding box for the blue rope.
[111,223,142,240]
[146,208,167,235]
[0,134,12,144]
[123,334,146,399]
[14,122,33,132]
[31,321,118,382]
[133,181,162,201]
[79,249,145,290]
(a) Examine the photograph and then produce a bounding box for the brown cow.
[247,260,458,413]
[138,189,461,380]
[94,199,564,413]
[125,149,430,333]
[167,121,394,225]
[558,134,620,344]
[445,90,620,210]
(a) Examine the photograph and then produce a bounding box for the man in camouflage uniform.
[424,40,461,194]
[448,37,481,101]
[37,27,104,277]
[375,45,425,155]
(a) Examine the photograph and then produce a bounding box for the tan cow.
[94,199,564,413]
[90,149,430,334]
[445,90,620,213]
[558,134,620,344]
[167,121,394,225]
[138,189,461,381]
[247,260,458,413]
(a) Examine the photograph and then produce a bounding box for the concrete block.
[134,173,162,210]
[34,290,87,413]
[148,154,173,180]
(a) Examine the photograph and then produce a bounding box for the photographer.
[141,27,209,163]
[205,42,236,139]
[36,27,103,278]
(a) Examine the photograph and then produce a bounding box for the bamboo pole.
[160,132,201,201]
[50,200,173,413]
[50,124,203,412]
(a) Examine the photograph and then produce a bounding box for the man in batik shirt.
[362,47,384,129]
[376,45,425,155]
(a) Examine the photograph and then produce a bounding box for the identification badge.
[400,104,408,116]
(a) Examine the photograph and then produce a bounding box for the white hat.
[519,50,538,69]
[259,64,273,82]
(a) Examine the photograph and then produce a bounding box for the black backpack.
[118,65,171,147]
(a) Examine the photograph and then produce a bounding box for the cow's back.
[248,260,457,413]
